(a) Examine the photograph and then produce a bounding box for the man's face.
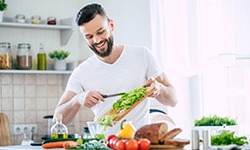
[79,15,115,57]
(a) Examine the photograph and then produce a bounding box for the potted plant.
[48,50,70,71]
[0,0,7,22]
[193,115,238,135]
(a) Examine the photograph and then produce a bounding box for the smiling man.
[53,3,178,136]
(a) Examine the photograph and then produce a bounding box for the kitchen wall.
[0,0,153,145]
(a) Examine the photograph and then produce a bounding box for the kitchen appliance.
[42,115,53,141]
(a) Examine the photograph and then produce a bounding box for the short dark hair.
[76,3,107,26]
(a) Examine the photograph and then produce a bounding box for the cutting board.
[0,113,11,146]
[99,81,156,124]
[150,144,185,149]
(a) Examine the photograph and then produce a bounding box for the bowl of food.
[87,121,120,138]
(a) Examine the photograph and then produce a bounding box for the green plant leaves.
[0,0,7,11]
[48,50,70,60]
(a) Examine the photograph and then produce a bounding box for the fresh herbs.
[194,115,237,126]
[99,87,147,130]
[0,0,7,11]
[68,139,110,150]
[211,130,249,146]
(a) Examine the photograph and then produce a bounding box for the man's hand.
[143,77,160,98]
[83,91,105,108]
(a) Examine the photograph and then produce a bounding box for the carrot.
[63,141,78,149]
[42,140,76,149]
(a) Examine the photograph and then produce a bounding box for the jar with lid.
[47,16,57,25]
[17,43,32,70]
[31,15,41,24]
[0,42,12,69]
[15,14,25,23]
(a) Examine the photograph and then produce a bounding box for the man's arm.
[53,91,82,125]
[145,73,178,107]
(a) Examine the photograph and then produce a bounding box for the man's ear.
[109,19,115,31]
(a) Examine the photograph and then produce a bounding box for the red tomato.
[138,138,151,150]
[110,137,119,149]
[126,139,139,150]
[107,134,117,142]
[116,140,126,150]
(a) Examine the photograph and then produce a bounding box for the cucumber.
[42,137,101,144]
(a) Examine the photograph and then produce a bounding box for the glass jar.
[31,15,41,24]
[0,42,12,69]
[15,14,25,23]
[47,16,57,25]
[17,43,32,70]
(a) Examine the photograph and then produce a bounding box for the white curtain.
[149,0,194,139]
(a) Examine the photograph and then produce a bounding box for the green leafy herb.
[194,115,237,126]
[48,50,70,60]
[211,130,249,146]
[68,139,110,150]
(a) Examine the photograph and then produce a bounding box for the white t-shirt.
[65,45,162,135]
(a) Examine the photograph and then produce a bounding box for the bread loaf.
[134,122,168,144]
[159,128,182,142]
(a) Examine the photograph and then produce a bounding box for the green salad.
[99,87,147,130]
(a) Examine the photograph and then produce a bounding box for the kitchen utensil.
[0,113,11,146]
[101,92,125,98]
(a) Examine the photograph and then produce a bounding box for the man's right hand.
[83,91,105,108]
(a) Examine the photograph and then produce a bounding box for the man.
[54,3,178,135]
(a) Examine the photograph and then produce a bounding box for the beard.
[89,34,114,58]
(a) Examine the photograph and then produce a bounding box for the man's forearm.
[156,84,178,107]
[54,95,82,125]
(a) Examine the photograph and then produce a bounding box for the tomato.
[107,134,117,143]
[138,138,151,150]
[126,139,139,150]
[115,140,126,150]
[110,137,119,149]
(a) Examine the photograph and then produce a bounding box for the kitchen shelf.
[0,70,72,75]
[0,17,74,45]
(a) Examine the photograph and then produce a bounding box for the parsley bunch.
[194,115,237,126]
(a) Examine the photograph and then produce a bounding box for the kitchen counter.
[0,145,63,150]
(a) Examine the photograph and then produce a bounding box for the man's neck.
[99,44,124,64]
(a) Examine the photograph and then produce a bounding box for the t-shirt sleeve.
[144,47,163,79]
[65,67,84,94]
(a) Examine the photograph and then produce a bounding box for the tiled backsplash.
[0,73,94,145]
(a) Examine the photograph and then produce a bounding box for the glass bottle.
[0,42,12,69]
[50,114,68,139]
[17,43,32,70]
[37,43,47,70]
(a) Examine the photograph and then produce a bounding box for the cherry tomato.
[110,137,119,149]
[107,134,117,143]
[116,140,126,150]
[138,138,151,150]
[126,139,139,150]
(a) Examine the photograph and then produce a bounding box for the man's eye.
[97,30,105,35]
[85,35,93,39]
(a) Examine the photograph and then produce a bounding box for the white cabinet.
[0,17,74,46]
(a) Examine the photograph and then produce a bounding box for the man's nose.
[93,36,101,44]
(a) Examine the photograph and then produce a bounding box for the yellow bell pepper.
[117,119,136,139]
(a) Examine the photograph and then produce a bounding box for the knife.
[101,92,125,98]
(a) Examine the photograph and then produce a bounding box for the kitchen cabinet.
[0,17,74,46]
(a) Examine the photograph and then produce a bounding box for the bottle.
[37,43,47,70]
[17,43,32,70]
[0,42,12,69]
[50,114,68,139]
